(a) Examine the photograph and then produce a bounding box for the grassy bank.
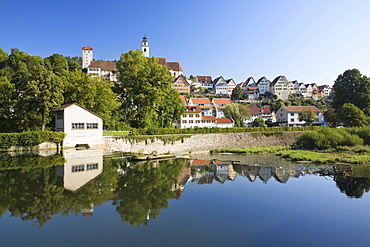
[277,149,370,164]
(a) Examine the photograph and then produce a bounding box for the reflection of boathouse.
[55,149,103,191]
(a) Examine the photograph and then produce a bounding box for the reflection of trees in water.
[0,154,119,227]
[334,175,370,199]
[113,159,185,226]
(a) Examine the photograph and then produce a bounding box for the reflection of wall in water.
[55,149,104,191]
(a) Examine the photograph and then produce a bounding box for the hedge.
[130,126,320,136]
[0,131,66,150]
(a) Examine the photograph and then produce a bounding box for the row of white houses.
[192,75,332,101]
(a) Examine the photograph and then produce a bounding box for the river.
[0,149,370,246]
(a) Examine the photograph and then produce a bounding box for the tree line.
[0,48,184,132]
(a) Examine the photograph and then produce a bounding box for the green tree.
[189,75,196,82]
[252,116,267,127]
[298,109,317,126]
[223,103,250,127]
[44,54,68,74]
[336,103,368,127]
[231,86,243,100]
[16,64,64,131]
[115,50,184,129]
[0,47,8,66]
[323,108,338,127]
[332,69,370,115]
[0,77,17,132]
[66,56,82,71]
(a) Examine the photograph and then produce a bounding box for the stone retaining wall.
[104,131,304,154]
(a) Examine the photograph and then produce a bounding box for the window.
[189,120,193,123]
[290,113,294,116]
[87,123,98,129]
[72,165,85,172]
[189,114,193,118]
[182,120,187,123]
[72,123,85,129]
[87,163,98,170]
[290,118,294,122]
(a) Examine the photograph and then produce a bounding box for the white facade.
[214,76,229,95]
[271,76,289,101]
[87,65,117,82]
[82,46,93,69]
[256,76,271,95]
[227,79,236,95]
[54,103,104,148]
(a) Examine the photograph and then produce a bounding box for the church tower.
[141,35,149,57]
[82,46,93,69]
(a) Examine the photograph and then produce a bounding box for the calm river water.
[1,149,370,247]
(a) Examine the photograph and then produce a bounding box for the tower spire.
[141,35,149,57]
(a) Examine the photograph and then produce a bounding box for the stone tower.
[82,46,93,69]
[141,35,149,57]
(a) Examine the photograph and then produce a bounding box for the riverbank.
[104,131,304,155]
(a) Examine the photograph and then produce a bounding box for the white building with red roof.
[175,104,234,128]
[189,98,213,116]
[276,106,324,126]
[212,98,232,118]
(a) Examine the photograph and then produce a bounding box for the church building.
[82,36,183,81]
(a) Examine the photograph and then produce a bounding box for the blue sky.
[1,0,370,85]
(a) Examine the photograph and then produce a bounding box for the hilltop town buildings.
[82,36,183,82]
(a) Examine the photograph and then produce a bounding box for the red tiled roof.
[281,106,321,113]
[213,98,232,105]
[88,61,117,71]
[191,159,210,165]
[179,95,187,103]
[157,57,167,66]
[156,58,182,72]
[167,62,183,72]
[247,105,260,115]
[197,76,212,82]
[190,98,211,105]
[82,46,92,50]
[202,116,217,120]
[260,108,271,114]
[184,106,202,113]
[216,118,233,123]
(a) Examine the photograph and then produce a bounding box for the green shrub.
[346,127,370,145]
[0,131,65,150]
[294,128,363,150]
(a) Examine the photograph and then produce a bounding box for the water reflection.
[1,152,370,228]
